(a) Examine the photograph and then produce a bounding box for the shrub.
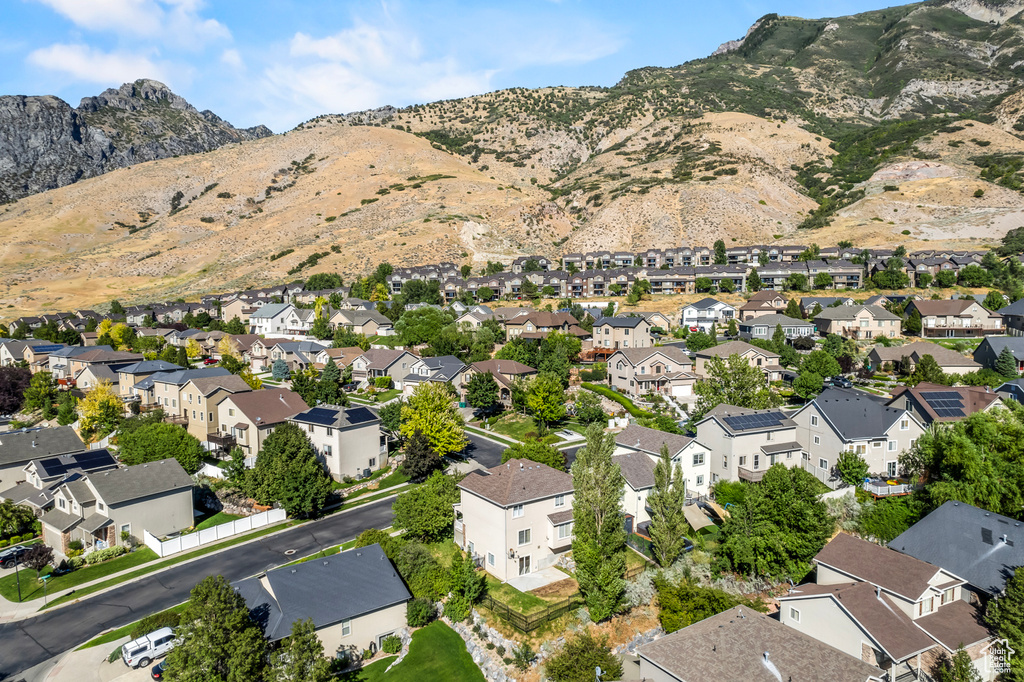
[407,598,436,627]
[362,649,373,660]
[0,540,7,548]
[975,189,985,198]
[381,635,402,654]
[374,376,393,390]
[130,610,182,639]
[496,645,506,657]
[69,556,86,569]
[443,595,472,622]
[200,217,215,224]
[108,645,123,664]
[512,642,535,671]
[545,631,622,681]
[68,540,83,552]
[84,545,127,565]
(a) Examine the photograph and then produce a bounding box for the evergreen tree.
[784,298,803,319]
[911,355,948,385]
[249,423,331,516]
[647,445,688,567]
[176,346,190,369]
[713,239,727,265]
[771,324,787,352]
[726,318,738,337]
[401,430,444,483]
[747,268,762,291]
[571,424,626,621]
[935,645,983,682]
[271,359,290,380]
[164,575,266,682]
[56,391,78,426]
[318,359,343,405]
[289,369,319,407]
[987,567,1024,681]
[996,346,1019,379]
[905,308,923,335]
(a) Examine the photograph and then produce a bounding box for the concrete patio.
[506,566,568,592]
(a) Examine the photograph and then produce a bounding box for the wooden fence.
[479,592,584,633]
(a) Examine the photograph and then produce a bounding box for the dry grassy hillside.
[3,110,1024,317]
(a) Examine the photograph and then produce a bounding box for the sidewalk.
[0,515,289,622]
[44,637,149,682]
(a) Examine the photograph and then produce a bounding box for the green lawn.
[189,512,242,533]
[43,521,298,609]
[343,470,410,501]
[463,425,515,447]
[77,603,188,650]
[338,622,483,682]
[332,466,395,491]
[483,574,551,615]
[487,414,561,444]
[0,547,159,603]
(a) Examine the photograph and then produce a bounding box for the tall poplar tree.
[647,444,688,567]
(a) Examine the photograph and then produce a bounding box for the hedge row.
[580,383,654,419]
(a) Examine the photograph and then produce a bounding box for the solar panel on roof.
[301,407,339,427]
[921,391,962,401]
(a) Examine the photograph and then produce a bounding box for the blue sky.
[1,0,902,132]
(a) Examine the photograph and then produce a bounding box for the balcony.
[166,414,188,426]
[738,466,767,483]
[863,478,912,498]
[207,432,236,448]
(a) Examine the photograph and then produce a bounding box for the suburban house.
[288,405,388,480]
[235,543,411,658]
[592,316,654,350]
[178,374,254,450]
[216,388,309,458]
[887,382,1003,426]
[738,314,815,343]
[904,299,1005,338]
[813,305,902,339]
[132,367,233,413]
[636,606,884,682]
[612,451,656,526]
[331,309,394,337]
[454,459,574,582]
[891,501,1024,602]
[313,346,364,370]
[800,296,856,316]
[40,458,194,555]
[678,298,736,332]
[791,388,925,484]
[997,298,1024,336]
[116,360,184,399]
[249,303,294,337]
[47,345,114,381]
[0,340,30,366]
[779,533,995,681]
[400,355,468,395]
[220,298,257,325]
[737,291,788,321]
[613,424,712,511]
[462,359,537,408]
[694,405,802,484]
[691,340,783,382]
[503,311,578,339]
[636,310,673,331]
[268,340,328,373]
[0,426,85,491]
[867,341,980,375]
[349,349,418,389]
[996,378,1024,403]
[0,449,118,513]
[606,347,696,398]
[974,336,1024,373]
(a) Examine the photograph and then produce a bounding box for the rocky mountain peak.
[78,78,193,114]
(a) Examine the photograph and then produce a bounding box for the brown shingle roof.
[870,341,980,369]
[910,299,994,316]
[638,606,883,681]
[612,452,656,490]
[608,346,692,367]
[614,424,693,458]
[458,459,572,507]
[358,348,414,370]
[914,599,993,651]
[187,374,253,396]
[888,382,1002,423]
[814,533,953,601]
[470,359,537,376]
[782,582,937,661]
[224,388,308,427]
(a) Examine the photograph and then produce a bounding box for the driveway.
[0,497,396,681]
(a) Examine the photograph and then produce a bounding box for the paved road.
[0,498,395,680]
[461,430,506,469]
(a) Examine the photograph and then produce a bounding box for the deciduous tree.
[400,383,467,457]
[501,440,566,470]
[268,618,332,682]
[647,445,688,567]
[78,380,121,436]
[465,371,499,412]
[525,372,567,433]
[692,354,780,421]
[22,371,58,418]
[402,430,444,483]
[0,366,31,415]
[118,421,204,474]
[836,451,869,486]
[392,471,460,542]
[249,423,332,517]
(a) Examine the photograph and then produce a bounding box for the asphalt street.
[0,498,395,680]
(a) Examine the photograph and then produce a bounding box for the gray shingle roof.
[975,336,1024,361]
[234,543,411,641]
[249,303,292,319]
[638,606,883,681]
[594,316,646,329]
[890,500,1024,596]
[116,360,183,375]
[612,452,656,491]
[40,508,81,532]
[809,388,908,440]
[692,340,779,359]
[614,424,693,458]
[0,427,84,467]
[137,366,231,390]
[684,297,730,311]
[813,304,901,322]
[86,458,193,506]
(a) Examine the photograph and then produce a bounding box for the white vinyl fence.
[143,508,287,558]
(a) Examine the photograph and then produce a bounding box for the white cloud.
[26,43,173,86]
[32,0,229,49]
[220,48,243,69]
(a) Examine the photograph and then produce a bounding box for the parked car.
[0,545,30,569]
[123,627,176,668]
[151,660,167,680]
[342,382,359,392]
[828,376,853,389]
[203,358,219,365]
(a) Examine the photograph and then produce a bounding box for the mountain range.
[3,0,1024,315]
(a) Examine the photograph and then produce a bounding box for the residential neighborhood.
[2,240,1024,682]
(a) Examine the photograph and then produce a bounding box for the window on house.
[557,523,572,539]
[919,598,934,616]
[554,495,565,507]
[942,588,955,604]
[692,452,704,465]
[819,458,828,470]
[753,454,760,469]
[739,455,746,466]
[512,505,524,518]
[888,441,896,452]
[468,541,474,554]
[696,475,704,486]
[341,620,352,637]
[723,456,728,469]
[98,502,104,511]
[813,436,820,445]
[811,415,818,426]
[488,553,495,566]
[901,419,909,431]
[518,529,531,546]
[790,607,801,623]
[229,409,235,417]
[58,498,65,509]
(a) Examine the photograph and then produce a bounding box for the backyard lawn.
[484,574,554,615]
[337,622,483,681]
[190,511,242,533]
[0,547,159,603]
[487,414,561,444]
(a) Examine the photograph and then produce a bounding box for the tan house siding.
[315,602,407,659]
